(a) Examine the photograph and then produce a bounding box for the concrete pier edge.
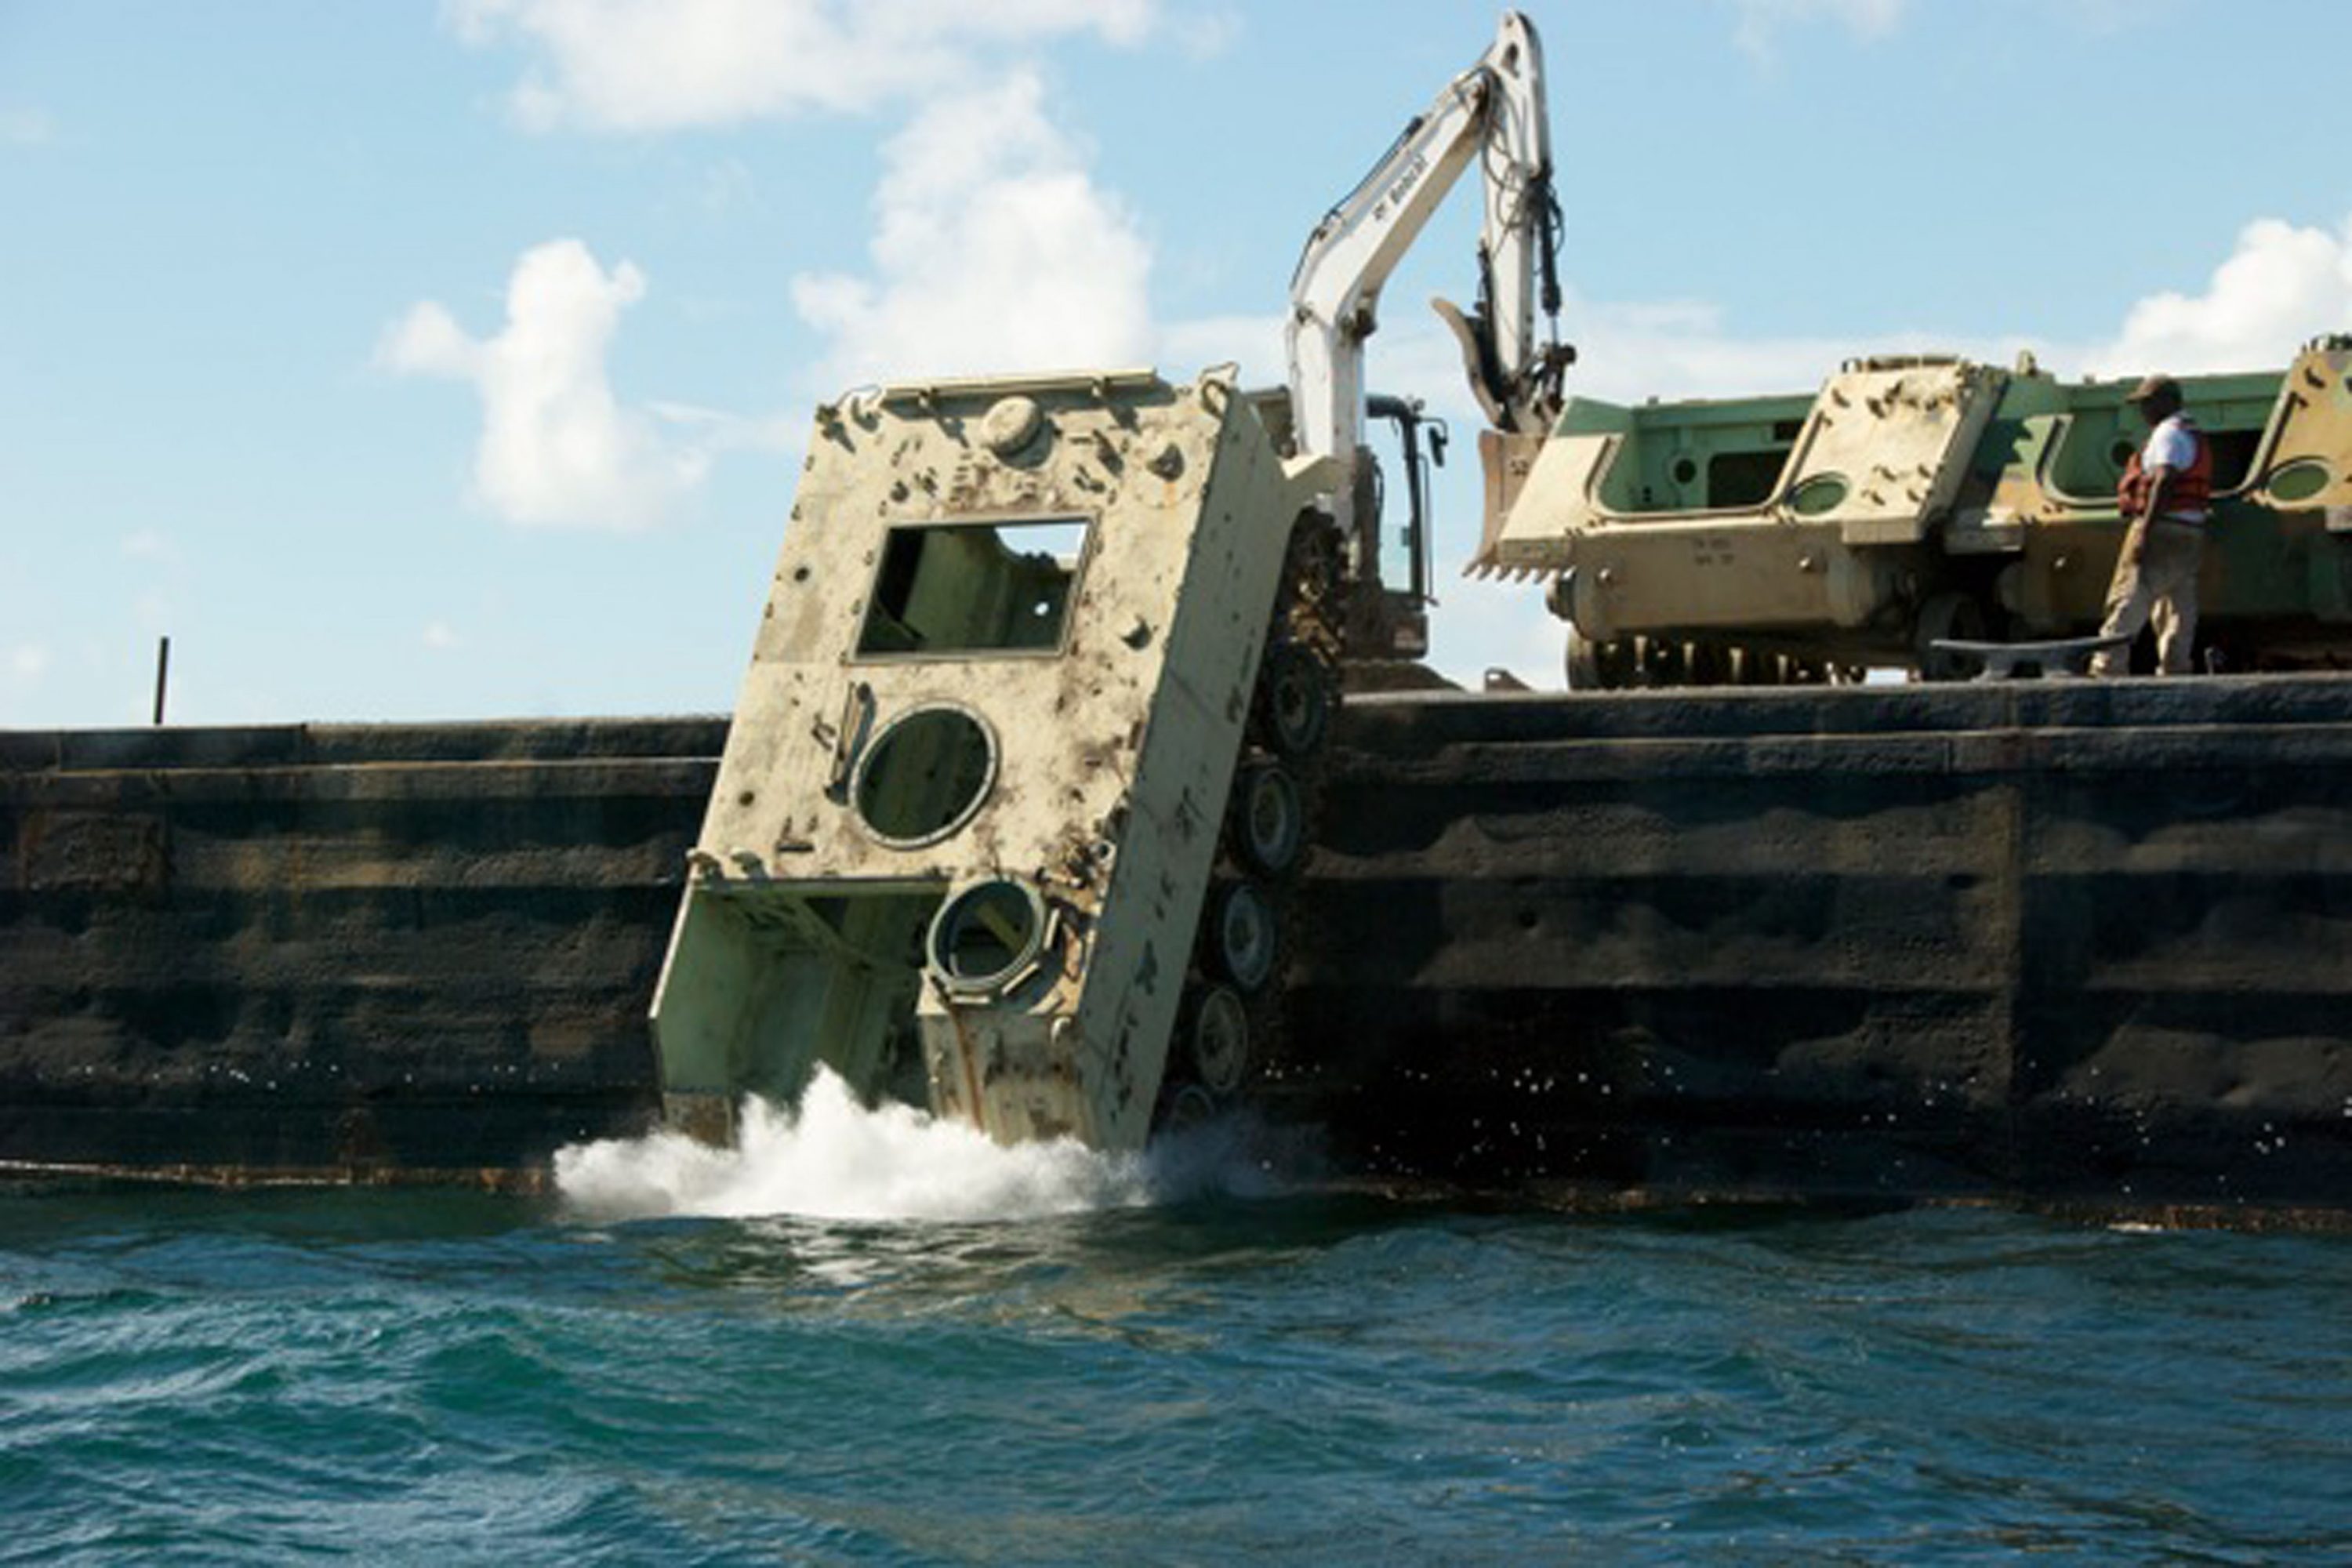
[5,678,2350,1224]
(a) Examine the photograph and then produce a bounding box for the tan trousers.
[2090,519,2204,676]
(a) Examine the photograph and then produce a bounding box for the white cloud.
[421,622,463,650]
[379,296,480,379]
[120,529,178,561]
[790,71,1154,387]
[448,0,1160,132]
[379,238,706,530]
[1730,0,1907,61]
[8,645,49,681]
[1519,214,2352,401]
[2089,216,2352,376]
[435,0,1171,426]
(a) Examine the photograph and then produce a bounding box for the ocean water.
[3,1078,2348,1564]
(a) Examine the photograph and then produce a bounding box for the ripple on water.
[0,1180,2346,1561]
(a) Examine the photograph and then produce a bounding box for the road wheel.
[1229,761,1305,877]
[1182,985,1251,1096]
[1159,1083,1221,1133]
[1914,592,1988,682]
[1254,643,1331,757]
[1206,881,1279,992]
[1565,626,1602,691]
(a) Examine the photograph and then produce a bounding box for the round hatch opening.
[853,704,997,848]
[926,879,1047,994]
[1788,474,1850,517]
[2268,459,2333,506]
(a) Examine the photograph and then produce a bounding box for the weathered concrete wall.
[5,682,2351,1217]
[1291,679,2352,1214]
[0,720,721,1185]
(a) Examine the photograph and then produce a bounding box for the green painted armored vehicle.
[650,369,1341,1151]
[1473,336,2352,683]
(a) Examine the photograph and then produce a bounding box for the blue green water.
[3,1174,2348,1563]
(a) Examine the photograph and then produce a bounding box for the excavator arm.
[1284,9,1566,574]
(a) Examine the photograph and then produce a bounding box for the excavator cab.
[1354,394,1449,663]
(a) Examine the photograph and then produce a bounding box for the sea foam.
[554,1068,1276,1223]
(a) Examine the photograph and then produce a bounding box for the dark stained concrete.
[5,681,2351,1218]
[1289,678,2352,1218]
[0,719,723,1186]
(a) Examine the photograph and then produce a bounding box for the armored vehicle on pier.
[1474,337,2352,684]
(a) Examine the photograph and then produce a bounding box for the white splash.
[554,1069,1276,1224]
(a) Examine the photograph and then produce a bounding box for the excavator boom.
[1284,8,1564,576]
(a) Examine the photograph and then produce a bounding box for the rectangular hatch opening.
[856,517,1091,658]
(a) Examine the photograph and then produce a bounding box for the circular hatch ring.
[851,701,1000,850]
[924,877,1051,996]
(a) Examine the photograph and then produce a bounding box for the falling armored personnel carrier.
[649,370,1341,1150]
[1474,336,2352,683]
[649,11,1557,1152]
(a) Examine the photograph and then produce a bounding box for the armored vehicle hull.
[1475,338,2352,684]
[650,368,1338,1152]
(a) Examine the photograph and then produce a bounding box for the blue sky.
[5,0,2350,727]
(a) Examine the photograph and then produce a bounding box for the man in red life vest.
[2089,372,2213,676]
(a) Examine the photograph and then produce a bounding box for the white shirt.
[2143,414,2208,521]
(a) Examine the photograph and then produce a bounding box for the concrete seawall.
[0,719,722,1185]
[1294,680,2352,1217]
[5,681,2350,1217]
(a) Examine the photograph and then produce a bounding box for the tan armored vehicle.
[650,370,1339,1150]
[1475,336,2352,682]
[649,13,1563,1153]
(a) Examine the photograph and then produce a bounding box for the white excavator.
[1283,8,1570,666]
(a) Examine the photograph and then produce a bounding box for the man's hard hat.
[2124,373,2182,404]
